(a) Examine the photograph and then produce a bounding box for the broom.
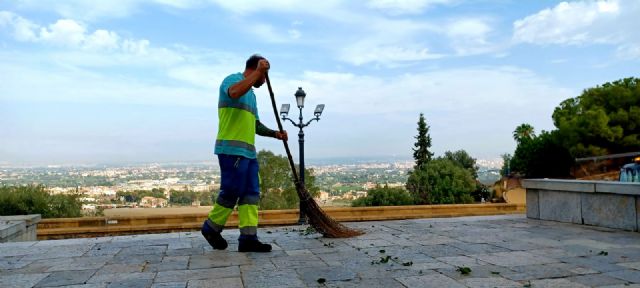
[265,73,363,238]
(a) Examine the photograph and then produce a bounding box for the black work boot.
[238,239,272,252]
[201,220,228,250]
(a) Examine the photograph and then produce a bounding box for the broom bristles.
[297,183,364,238]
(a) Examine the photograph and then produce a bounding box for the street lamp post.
[280,87,325,225]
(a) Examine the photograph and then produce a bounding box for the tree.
[500,153,512,176]
[552,77,640,157]
[444,150,478,178]
[406,158,475,204]
[0,185,82,218]
[169,189,197,205]
[509,130,573,178]
[257,150,319,210]
[351,185,414,207]
[513,123,535,143]
[413,113,434,169]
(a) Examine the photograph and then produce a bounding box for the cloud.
[445,17,500,56]
[338,18,445,66]
[247,23,303,44]
[513,0,640,55]
[256,66,574,159]
[366,0,456,15]
[0,12,134,52]
[8,0,204,21]
[0,10,38,41]
[0,53,214,107]
[39,19,87,46]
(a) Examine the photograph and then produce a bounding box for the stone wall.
[0,214,41,242]
[523,179,640,231]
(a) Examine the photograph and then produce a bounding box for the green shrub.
[352,185,414,207]
[0,185,82,218]
[406,158,475,204]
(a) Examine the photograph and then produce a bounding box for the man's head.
[245,54,266,88]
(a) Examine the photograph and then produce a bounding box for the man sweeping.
[201,54,287,252]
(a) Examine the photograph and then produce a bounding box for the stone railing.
[0,214,41,242]
[523,179,640,232]
[37,203,525,240]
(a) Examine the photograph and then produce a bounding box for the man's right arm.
[228,59,269,99]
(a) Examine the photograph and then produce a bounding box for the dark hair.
[245,54,265,70]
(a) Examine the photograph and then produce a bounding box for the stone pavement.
[1,215,640,288]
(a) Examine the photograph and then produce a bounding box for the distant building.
[140,196,168,208]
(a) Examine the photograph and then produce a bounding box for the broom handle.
[265,73,302,186]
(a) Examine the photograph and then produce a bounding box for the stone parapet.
[0,214,41,242]
[523,179,640,231]
[37,204,525,240]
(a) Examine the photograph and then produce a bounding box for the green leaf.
[457,266,472,275]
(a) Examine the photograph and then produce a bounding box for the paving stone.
[144,256,189,272]
[85,247,122,257]
[97,264,144,274]
[108,254,163,265]
[165,247,204,257]
[151,282,186,288]
[4,256,107,275]
[44,256,111,272]
[416,244,468,258]
[284,249,314,256]
[241,268,304,288]
[106,279,153,288]
[344,239,395,249]
[449,243,510,254]
[619,262,640,270]
[527,245,597,259]
[562,256,628,273]
[528,278,590,288]
[271,255,327,269]
[407,260,454,270]
[436,256,488,267]
[396,273,465,288]
[0,256,32,270]
[357,264,434,279]
[490,240,546,251]
[459,277,521,288]
[599,285,640,288]
[87,272,155,284]
[154,266,239,283]
[22,245,94,260]
[473,251,558,267]
[297,266,357,285]
[605,269,640,283]
[501,263,579,281]
[62,284,107,288]
[0,273,49,288]
[436,264,513,280]
[187,277,243,288]
[118,245,167,256]
[168,241,192,250]
[275,238,325,250]
[324,277,406,288]
[35,269,97,287]
[188,252,251,269]
[414,234,460,245]
[567,273,629,286]
[0,241,37,248]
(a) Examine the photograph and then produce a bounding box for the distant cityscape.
[0,158,503,214]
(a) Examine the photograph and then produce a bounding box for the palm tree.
[513,123,535,142]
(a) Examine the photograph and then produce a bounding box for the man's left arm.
[256,120,288,140]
